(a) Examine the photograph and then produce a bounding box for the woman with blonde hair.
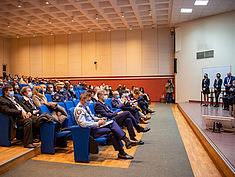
[32,86,48,107]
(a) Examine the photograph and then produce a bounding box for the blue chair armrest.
[114,108,122,112]
[0,113,11,146]
[71,125,91,162]
[40,122,56,154]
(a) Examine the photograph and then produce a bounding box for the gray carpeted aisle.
[1,103,194,177]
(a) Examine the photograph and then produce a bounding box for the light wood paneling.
[142,29,158,75]
[30,37,42,77]
[42,36,55,77]
[9,39,18,75]
[171,104,222,177]
[96,32,111,76]
[18,38,30,76]
[81,33,96,76]
[68,34,82,76]
[111,30,126,76]
[126,30,142,75]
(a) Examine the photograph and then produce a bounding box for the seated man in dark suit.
[45,84,55,96]
[94,90,150,144]
[52,82,68,102]
[0,85,38,148]
[111,91,147,124]
[74,92,134,159]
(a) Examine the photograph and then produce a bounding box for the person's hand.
[228,84,231,87]
[98,119,105,126]
[117,111,123,114]
[22,111,27,119]
[230,88,233,91]
[215,88,217,91]
[101,118,107,121]
[27,112,32,118]
[203,88,205,91]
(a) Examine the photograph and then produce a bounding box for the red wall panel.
[46,75,174,102]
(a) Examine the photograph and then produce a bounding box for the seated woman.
[10,82,21,95]
[64,84,77,101]
[32,86,48,108]
[139,87,150,104]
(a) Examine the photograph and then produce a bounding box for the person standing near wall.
[213,73,222,107]
[165,79,174,104]
[202,73,210,106]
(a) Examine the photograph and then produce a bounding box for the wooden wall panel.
[68,34,82,76]
[126,30,142,75]
[96,32,111,76]
[142,29,158,75]
[0,38,3,75]
[18,38,30,76]
[111,31,126,75]
[54,35,68,76]
[9,39,18,75]
[81,33,96,76]
[42,36,55,77]
[30,37,42,77]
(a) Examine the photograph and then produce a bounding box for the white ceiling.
[0,0,234,38]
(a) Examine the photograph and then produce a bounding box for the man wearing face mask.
[40,84,47,94]
[52,82,68,102]
[213,73,222,107]
[94,90,150,145]
[74,92,135,159]
[45,84,55,96]
[0,85,38,148]
[64,84,77,101]
[111,91,145,123]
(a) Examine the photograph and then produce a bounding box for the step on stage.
[178,102,235,177]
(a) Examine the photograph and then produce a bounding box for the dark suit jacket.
[213,79,222,91]
[224,76,235,86]
[111,98,124,109]
[94,100,117,118]
[202,78,210,89]
[20,96,37,114]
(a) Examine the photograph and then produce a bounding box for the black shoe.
[125,140,132,149]
[131,139,144,145]
[147,109,155,114]
[137,127,151,133]
[33,139,40,143]
[24,144,36,148]
[118,153,134,159]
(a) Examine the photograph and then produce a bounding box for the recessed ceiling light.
[50,31,53,35]
[7,22,10,28]
[71,16,74,22]
[181,8,193,13]
[129,26,132,30]
[95,14,99,20]
[27,21,30,26]
[49,18,52,24]
[194,0,209,6]
[17,0,23,8]
[148,10,152,16]
[45,1,49,5]
[121,12,124,18]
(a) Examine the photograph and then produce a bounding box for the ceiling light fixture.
[121,12,124,18]
[7,22,10,28]
[151,24,154,29]
[17,35,20,38]
[181,8,193,13]
[33,33,36,37]
[68,30,71,34]
[194,0,209,5]
[50,31,53,35]
[148,10,152,16]
[17,0,23,8]
[71,16,74,22]
[45,1,49,5]
[108,28,111,32]
[95,14,99,20]
[129,25,132,30]
[88,28,91,33]
[27,21,30,26]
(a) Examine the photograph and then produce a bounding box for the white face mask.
[28,91,32,98]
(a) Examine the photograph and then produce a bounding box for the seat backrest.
[19,84,28,88]
[0,88,2,96]
[73,99,79,106]
[88,102,96,114]
[57,102,66,110]
[64,101,75,113]
[69,107,76,125]
[105,98,113,109]
[79,90,87,94]
[77,86,83,91]
[44,94,53,102]
[74,91,80,99]
[38,105,52,114]
[15,94,23,101]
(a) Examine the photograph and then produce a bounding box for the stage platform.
[178,102,235,176]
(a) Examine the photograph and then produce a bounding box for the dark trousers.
[214,90,221,105]
[111,111,140,139]
[223,94,233,109]
[166,93,173,103]
[138,100,149,115]
[17,118,33,145]
[122,106,141,123]
[91,121,125,151]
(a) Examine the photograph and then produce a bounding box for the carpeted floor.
[1,103,194,177]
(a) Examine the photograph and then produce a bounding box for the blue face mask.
[43,88,46,92]
[103,95,108,101]
[84,100,90,107]
[28,91,32,98]
[117,95,120,99]
[9,91,14,98]
[60,88,64,93]
[70,88,73,92]
[50,88,54,92]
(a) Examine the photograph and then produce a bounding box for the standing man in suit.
[74,92,135,159]
[94,90,150,144]
[0,85,37,148]
[202,73,210,106]
[213,73,222,107]
[224,72,234,95]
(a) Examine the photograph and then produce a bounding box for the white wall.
[175,11,235,103]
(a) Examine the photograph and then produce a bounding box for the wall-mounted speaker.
[174,58,177,73]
